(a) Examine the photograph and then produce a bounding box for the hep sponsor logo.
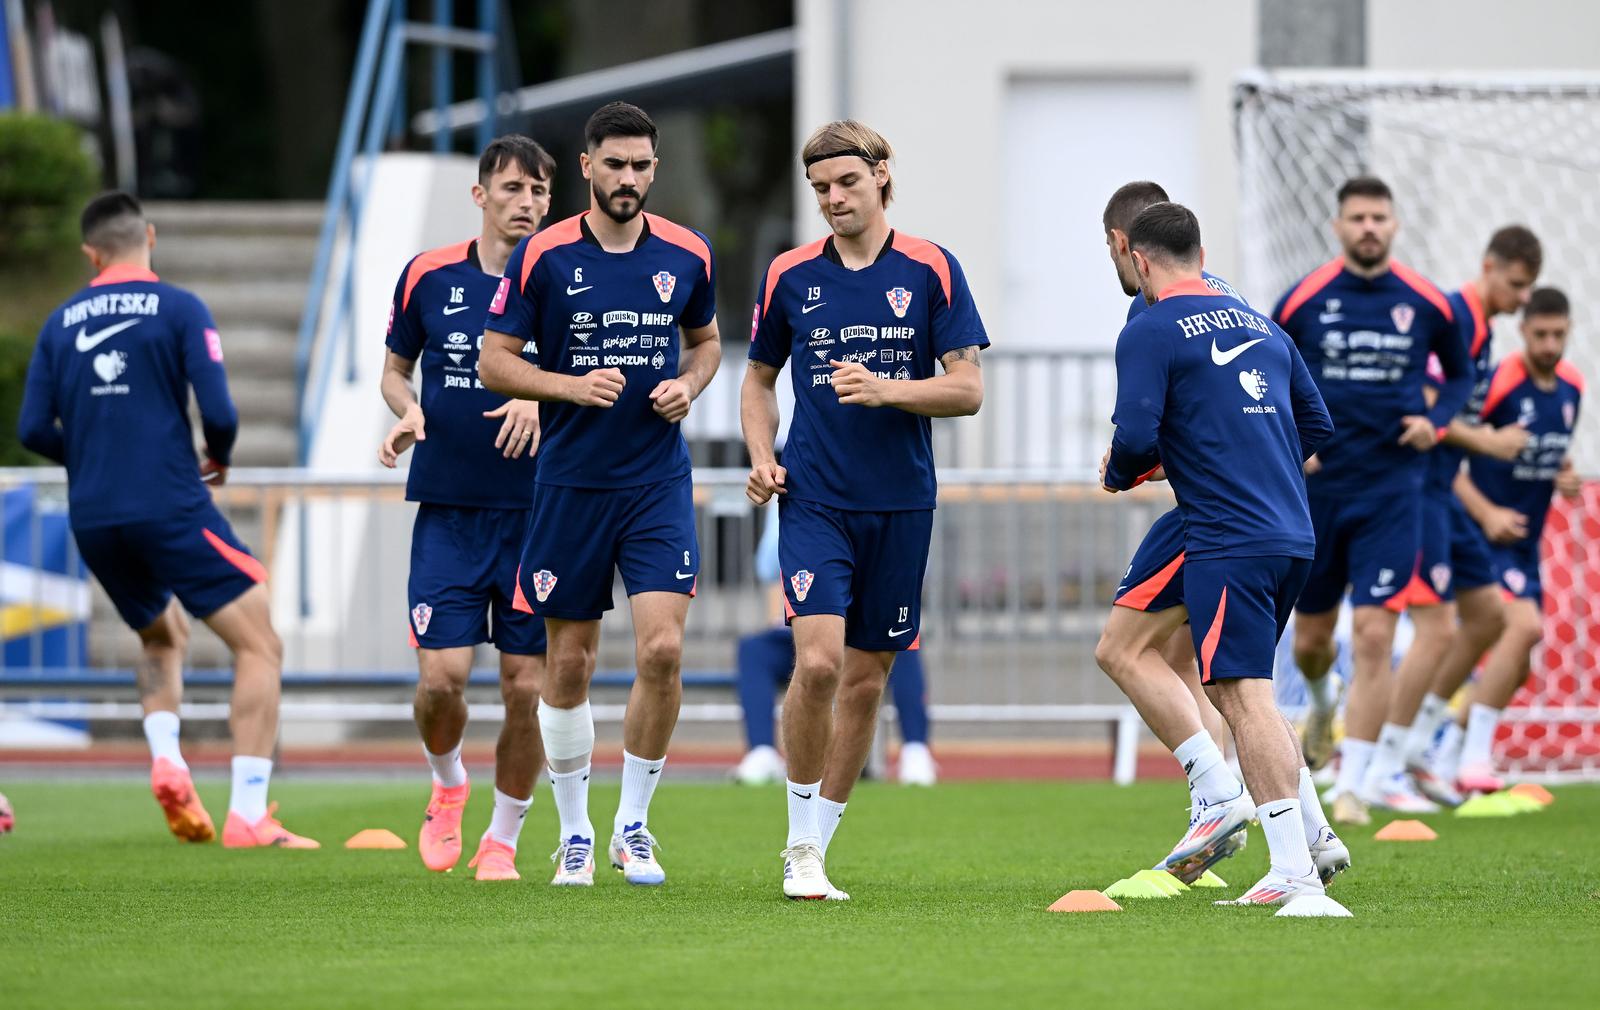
[790,569,814,603]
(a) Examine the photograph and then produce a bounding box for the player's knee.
[635,629,684,680]
[1293,622,1333,661]
[416,676,464,711]
[1507,610,1543,650]
[1472,604,1507,646]
[143,613,189,655]
[1350,616,1395,663]
[499,664,541,710]
[793,641,842,685]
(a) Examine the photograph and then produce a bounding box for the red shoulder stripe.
[1556,359,1586,394]
[1276,259,1343,325]
[890,233,952,304]
[644,213,712,280]
[1459,284,1489,357]
[1390,261,1453,322]
[401,239,473,311]
[517,214,586,291]
[1480,354,1529,419]
[761,238,828,312]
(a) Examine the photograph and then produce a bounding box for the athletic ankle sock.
[786,779,822,848]
[1435,720,1465,782]
[1297,766,1331,845]
[1404,694,1450,765]
[143,711,186,770]
[1361,722,1408,792]
[1460,702,1503,770]
[1173,730,1241,806]
[1334,738,1375,797]
[548,765,594,842]
[486,788,532,848]
[228,755,273,822]
[1304,673,1336,713]
[818,796,847,855]
[424,742,467,788]
[1258,798,1316,879]
[615,751,665,836]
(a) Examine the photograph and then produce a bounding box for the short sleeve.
[384,259,426,360]
[929,247,988,359]
[682,235,717,330]
[747,262,792,369]
[487,236,540,342]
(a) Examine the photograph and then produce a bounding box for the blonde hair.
[801,120,894,206]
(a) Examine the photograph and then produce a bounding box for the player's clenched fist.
[568,367,625,407]
[829,360,889,407]
[650,377,693,423]
[746,461,788,505]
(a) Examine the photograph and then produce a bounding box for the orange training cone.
[1048,890,1122,913]
[345,828,407,849]
[1374,819,1438,841]
[1509,783,1555,806]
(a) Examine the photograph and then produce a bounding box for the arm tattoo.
[940,345,982,371]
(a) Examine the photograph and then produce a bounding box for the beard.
[595,181,647,223]
[1347,237,1389,270]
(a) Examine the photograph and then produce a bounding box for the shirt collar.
[90,264,159,286]
[579,212,651,251]
[1156,278,1218,300]
[823,230,895,267]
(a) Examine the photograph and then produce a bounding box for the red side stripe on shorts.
[408,623,419,648]
[778,571,797,620]
[202,529,267,584]
[1116,551,1185,611]
[907,633,921,651]
[511,564,534,614]
[1199,587,1228,684]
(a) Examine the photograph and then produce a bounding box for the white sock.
[786,779,822,848]
[1172,730,1241,806]
[1361,722,1408,792]
[1404,694,1450,766]
[1297,766,1331,845]
[1258,798,1316,879]
[1435,720,1465,782]
[548,765,594,843]
[228,755,272,822]
[486,788,532,848]
[1334,738,1375,797]
[1461,703,1502,770]
[424,742,467,788]
[615,751,665,835]
[143,711,186,770]
[1304,673,1336,713]
[818,796,847,855]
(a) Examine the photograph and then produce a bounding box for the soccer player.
[377,135,554,880]
[17,192,315,848]
[478,102,721,887]
[1096,180,1251,880]
[1103,201,1348,907]
[1274,176,1471,824]
[1385,227,1542,805]
[743,120,987,900]
[1442,288,1583,791]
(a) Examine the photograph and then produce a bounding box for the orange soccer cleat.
[419,781,471,872]
[150,757,215,843]
[221,803,320,849]
[468,836,520,881]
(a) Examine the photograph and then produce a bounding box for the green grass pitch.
[5,778,1597,1009]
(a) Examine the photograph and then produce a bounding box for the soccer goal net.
[1235,71,1600,778]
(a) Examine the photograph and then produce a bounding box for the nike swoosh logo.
[888,626,912,638]
[75,318,141,353]
[1211,337,1265,366]
[442,305,472,315]
[1267,808,1290,818]
[675,571,694,580]
[791,790,813,799]
[1370,586,1398,597]
[567,285,593,295]
[1318,313,1343,323]
[800,302,826,314]
[647,768,660,775]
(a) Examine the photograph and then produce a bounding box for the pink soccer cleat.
[418,781,471,872]
[150,757,215,843]
[221,803,320,849]
[468,836,520,881]
[1457,763,1506,796]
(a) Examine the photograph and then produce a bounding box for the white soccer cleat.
[1309,825,1351,885]
[610,823,666,886]
[1216,870,1326,907]
[897,742,938,786]
[1161,788,1254,882]
[1361,772,1440,814]
[1275,894,1353,918]
[1407,763,1464,808]
[732,745,786,786]
[550,834,596,887]
[825,885,851,901]
[781,843,832,900]
[1328,789,1371,826]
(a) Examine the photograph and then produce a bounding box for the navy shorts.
[1394,490,1456,609]
[408,504,545,655]
[1297,491,1420,612]
[74,500,265,630]
[1186,555,1312,682]
[1113,507,1186,613]
[1490,543,1543,607]
[1448,495,1497,593]
[778,497,932,653]
[514,475,698,621]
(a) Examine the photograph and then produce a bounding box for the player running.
[1103,201,1348,908]
[742,120,987,901]
[18,192,315,848]
[1385,227,1542,806]
[377,136,554,880]
[1439,288,1583,792]
[1274,176,1471,824]
[1096,180,1251,881]
[479,103,721,887]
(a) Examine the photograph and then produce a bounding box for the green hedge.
[0,113,99,264]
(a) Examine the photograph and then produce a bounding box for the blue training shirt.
[487,212,716,490]
[1469,352,1584,545]
[386,238,539,509]
[1424,284,1498,494]
[1105,279,1332,561]
[18,265,237,528]
[748,230,989,511]
[1273,259,1470,497]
